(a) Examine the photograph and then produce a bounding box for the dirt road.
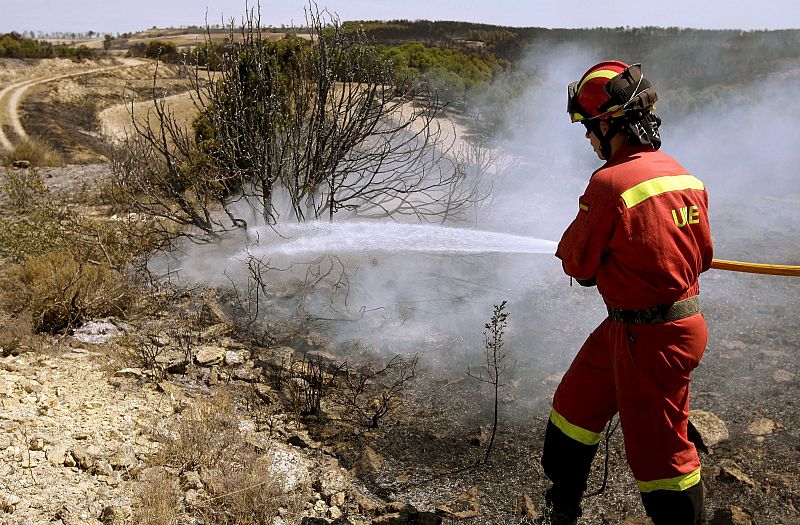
[0,58,145,152]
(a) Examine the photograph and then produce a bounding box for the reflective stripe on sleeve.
[636,467,702,493]
[620,175,705,209]
[549,408,602,446]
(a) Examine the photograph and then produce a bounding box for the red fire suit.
[542,144,713,523]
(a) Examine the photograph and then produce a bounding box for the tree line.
[0,32,93,59]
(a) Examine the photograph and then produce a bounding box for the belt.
[606,296,700,324]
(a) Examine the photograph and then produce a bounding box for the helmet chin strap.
[586,119,619,160]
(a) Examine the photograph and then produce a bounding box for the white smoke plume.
[156,42,799,406]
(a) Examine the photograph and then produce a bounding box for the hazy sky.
[3,0,800,34]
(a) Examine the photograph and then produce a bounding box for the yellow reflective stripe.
[620,175,705,209]
[549,409,602,446]
[579,203,589,212]
[578,69,619,92]
[637,468,702,493]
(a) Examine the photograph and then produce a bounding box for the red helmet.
[567,60,657,123]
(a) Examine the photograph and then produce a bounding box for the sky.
[2,0,800,35]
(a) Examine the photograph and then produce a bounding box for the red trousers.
[551,312,707,490]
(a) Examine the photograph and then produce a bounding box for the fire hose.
[710,259,800,277]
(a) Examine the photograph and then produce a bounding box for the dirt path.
[0,58,145,152]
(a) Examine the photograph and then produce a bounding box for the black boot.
[536,505,578,525]
[541,419,599,520]
[641,481,705,525]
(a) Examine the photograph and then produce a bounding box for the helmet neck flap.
[569,62,662,156]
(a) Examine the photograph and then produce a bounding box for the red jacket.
[556,145,713,309]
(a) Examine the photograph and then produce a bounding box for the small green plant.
[0,167,47,209]
[468,300,509,464]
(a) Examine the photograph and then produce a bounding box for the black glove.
[576,277,597,287]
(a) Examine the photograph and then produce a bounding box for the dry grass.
[132,470,182,525]
[0,251,133,333]
[0,313,35,356]
[140,393,305,525]
[2,137,63,167]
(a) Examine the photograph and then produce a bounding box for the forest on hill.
[347,20,800,114]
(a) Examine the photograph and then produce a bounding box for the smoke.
[157,41,798,408]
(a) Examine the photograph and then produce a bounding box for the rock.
[327,506,343,520]
[436,485,480,520]
[11,160,31,169]
[63,451,77,467]
[201,323,233,342]
[29,436,45,451]
[181,470,204,490]
[70,446,96,471]
[225,350,248,366]
[516,493,540,520]
[260,346,295,369]
[688,410,729,451]
[288,432,315,449]
[772,369,794,383]
[0,492,21,512]
[47,443,69,466]
[157,381,184,402]
[195,346,226,366]
[255,383,276,403]
[99,504,130,525]
[352,446,384,475]
[94,460,115,477]
[615,518,653,524]
[710,505,753,525]
[316,465,350,501]
[747,418,779,436]
[468,426,490,447]
[352,488,381,515]
[717,460,757,489]
[72,319,124,344]
[114,368,144,379]
[233,366,260,382]
[373,505,442,525]
[20,378,42,393]
[108,448,137,471]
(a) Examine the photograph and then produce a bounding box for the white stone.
[195,346,226,366]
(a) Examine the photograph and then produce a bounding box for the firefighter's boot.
[536,506,578,525]
[540,419,599,523]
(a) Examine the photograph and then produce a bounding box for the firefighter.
[539,61,713,524]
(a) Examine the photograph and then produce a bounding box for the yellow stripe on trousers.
[637,467,702,493]
[549,408,602,446]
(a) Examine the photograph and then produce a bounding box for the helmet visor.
[567,80,586,122]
